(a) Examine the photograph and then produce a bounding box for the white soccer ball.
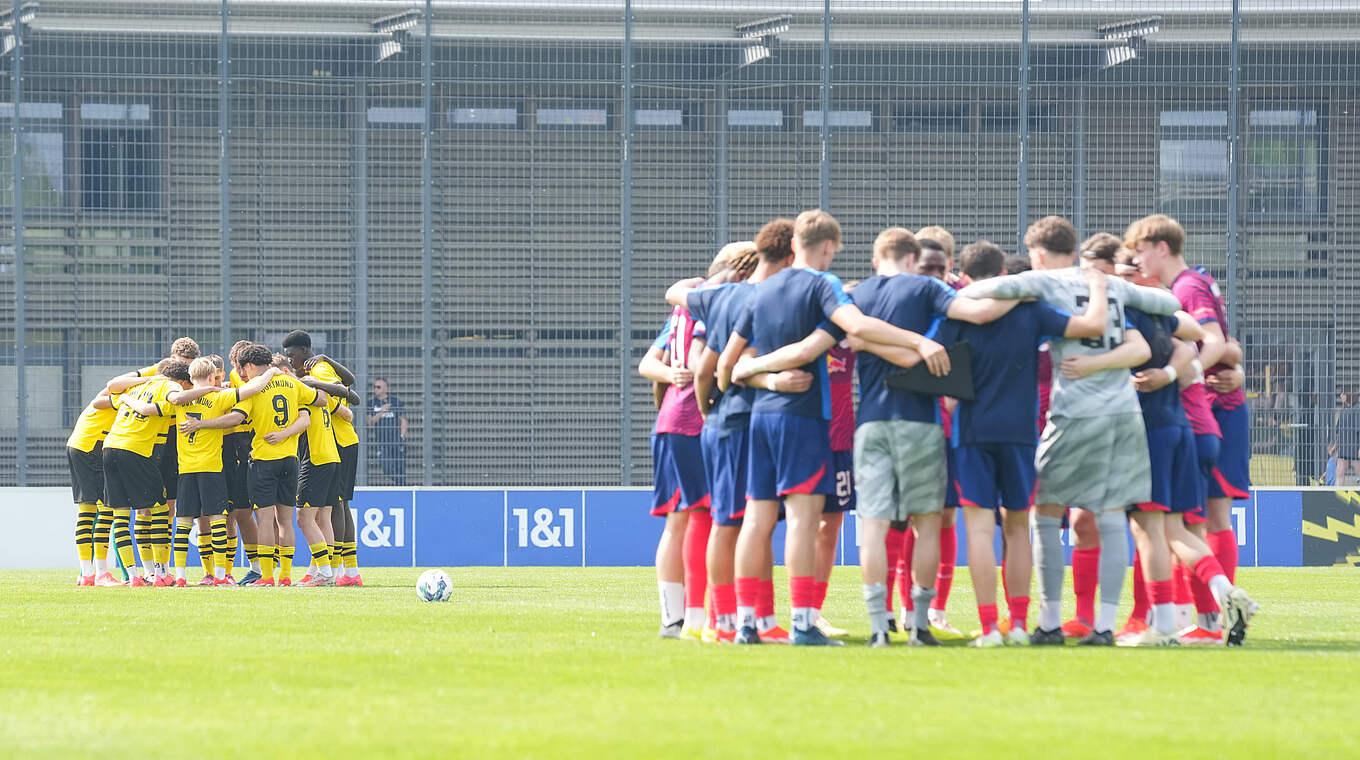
[415,569,453,602]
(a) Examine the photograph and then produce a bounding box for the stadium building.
[1,0,1357,487]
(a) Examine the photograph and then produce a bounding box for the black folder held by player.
[884,341,975,401]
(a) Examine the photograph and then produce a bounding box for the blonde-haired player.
[182,344,327,586]
[122,357,279,585]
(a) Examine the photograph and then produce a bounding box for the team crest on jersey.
[826,353,848,375]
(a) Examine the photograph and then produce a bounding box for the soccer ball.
[415,569,453,602]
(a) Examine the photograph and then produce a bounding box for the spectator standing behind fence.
[367,377,408,486]
[1336,391,1360,486]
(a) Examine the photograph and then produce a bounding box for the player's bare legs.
[655,510,690,635]
[813,512,845,636]
[734,499,778,643]
[782,493,827,643]
[1065,507,1100,637]
[962,507,1001,640]
[1205,495,1236,579]
[706,523,740,639]
[1166,515,1257,645]
[1001,508,1033,636]
[1128,511,1177,644]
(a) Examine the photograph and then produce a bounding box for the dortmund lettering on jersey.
[232,374,318,461]
[66,392,123,452]
[309,360,359,448]
[960,269,1180,420]
[301,394,342,466]
[228,370,254,434]
[173,388,241,473]
[105,379,180,457]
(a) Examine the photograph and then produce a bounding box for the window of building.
[536,107,608,129]
[1248,108,1324,217]
[80,102,160,211]
[727,109,784,129]
[1159,110,1228,218]
[449,106,519,129]
[0,102,65,208]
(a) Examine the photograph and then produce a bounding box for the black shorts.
[223,431,252,511]
[103,447,162,510]
[248,456,299,509]
[177,471,228,519]
[337,443,358,501]
[67,444,104,505]
[297,461,339,509]
[157,434,179,501]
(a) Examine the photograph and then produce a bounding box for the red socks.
[735,576,760,610]
[1129,551,1150,622]
[932,524,956,611]
[713,583,737,621]
[790,575,816,610]
[1189,567,1220,613]
[1173,563,1193,606]
[1071,547,1100,625]
[885,527,904,612]
[977,603,999,634]
[1193,554,1227,587]
[757,578,775,620]
[1208,529,1238,583]
[1007,595,1030,632]
[1150,579,1175,606]
[682,509,711,610]
[813,580,829,611]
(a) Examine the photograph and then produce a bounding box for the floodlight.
[376,37,403,63]
[1096,16,1162,41]
[735,15,791,40]
[372,8,421,35]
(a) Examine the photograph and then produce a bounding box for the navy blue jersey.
[1126,307,1189,430]
[851,273,957,425]
[936,301,1072,446]
[732,267,851,419]
[688,282,756,432]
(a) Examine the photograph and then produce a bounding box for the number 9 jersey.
[231,374,319,461]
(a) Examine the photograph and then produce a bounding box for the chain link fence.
[2,0,1356,487]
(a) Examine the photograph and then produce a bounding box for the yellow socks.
[259,545,276,580]
[113,509,136,569]
[279,546,295,580]
[173,519,192,573]
[210,517,228,578]
[151,503,171,566]
[75,503,97,563]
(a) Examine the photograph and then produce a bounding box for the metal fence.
[2,0,1357,488]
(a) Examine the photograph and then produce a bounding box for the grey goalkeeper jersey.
[959,268,1181,420]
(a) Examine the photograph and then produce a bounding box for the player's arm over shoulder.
[958,270,1047,301]
[1112,278,1180,316]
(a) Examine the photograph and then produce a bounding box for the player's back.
[235,374,315,460]
[1125,307,1188,430]
[300,395,342,466]
[174,389,240,473]
[962,268,1176,419]
[309,360,359,448]
[654,307,705,435]
[741,266,850,419]
[851,273,954,424]
[105,379,176,456]
[940,301,1071,446]
[67,392,122,451]
[688,281,756,432]
[1171,266,1245,411]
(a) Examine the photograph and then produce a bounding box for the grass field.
[2,566,1356,759]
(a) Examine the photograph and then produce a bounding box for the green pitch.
[2,567,1356,759]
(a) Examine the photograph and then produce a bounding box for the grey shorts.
[1036,412,1149,512]
[853,420,946,521]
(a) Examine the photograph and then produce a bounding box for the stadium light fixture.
[735,14,790,69]
[371,7,420,64]
[735,15,791,40]
[372,8,421,35]
[1096,16,1161,69]
[0,1,37,56]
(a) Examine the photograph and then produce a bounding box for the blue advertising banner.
[173,487,1320,569]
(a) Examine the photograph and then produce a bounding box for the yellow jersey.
[105,379,180,457]
[66,392,123,452]
[308,359,359,448]
[231,374,318,461]
[302,394,343,466]
[172,388,241,474]
[228,370,254,434]
[135,364,174,446]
